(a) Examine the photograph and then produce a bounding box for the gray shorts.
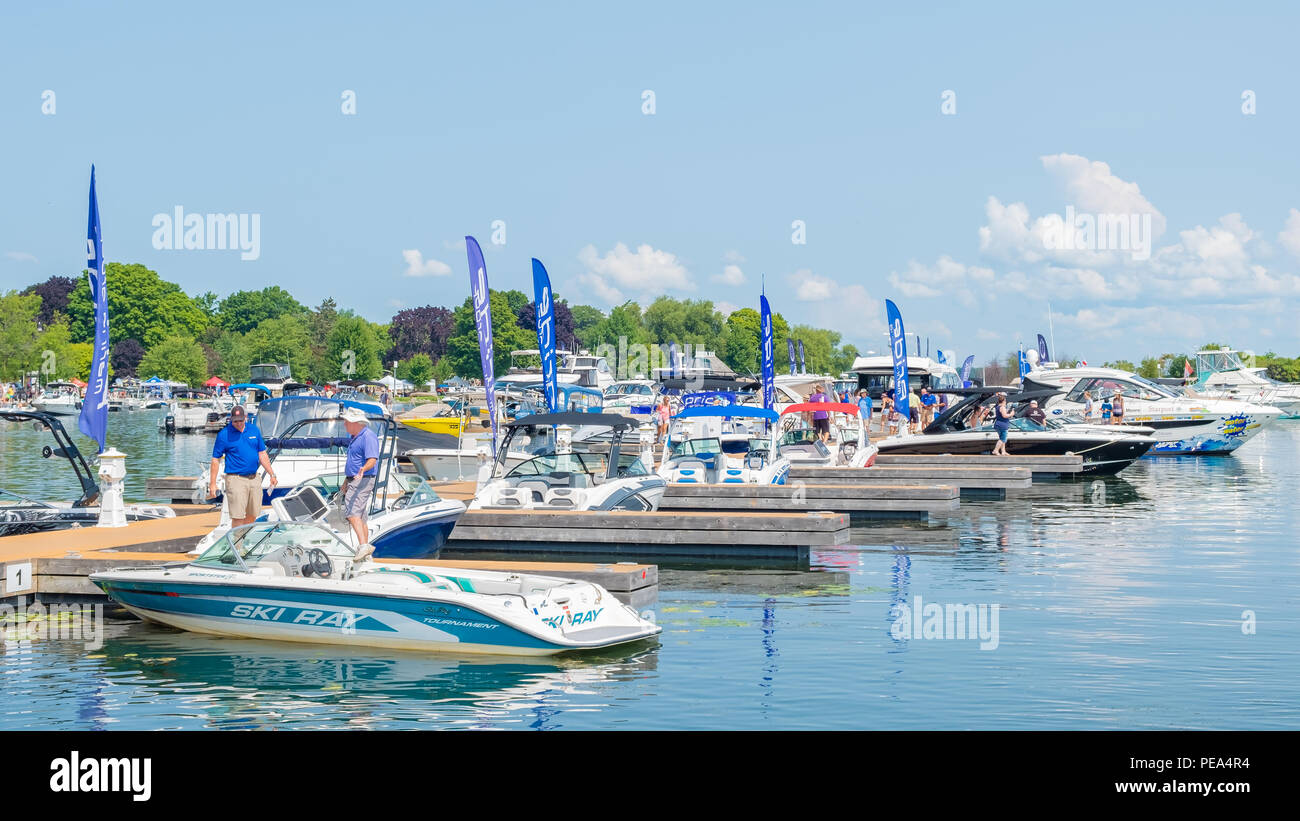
[343,476,376,519]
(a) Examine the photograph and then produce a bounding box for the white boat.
[159,393,233,434]
[31,383,81,416]
[91,520,661,656]
[1025,366,1282,454]
[776,401,878,468]
[495,350,616,394]
[658,404,791,485]
[873,387,1156,474]
[848,355,963,412]
[601,380,657,418]
[471,412,666,511]
[1188,349,1300,417]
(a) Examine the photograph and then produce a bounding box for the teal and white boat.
[91,520,660,656]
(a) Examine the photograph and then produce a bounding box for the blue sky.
[3,1,1300,364]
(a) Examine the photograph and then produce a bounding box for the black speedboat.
[0,411,175,536]
[872,387,1156,475]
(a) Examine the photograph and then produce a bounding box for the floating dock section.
[659,483,958,518]
[789,465,1033,499]
[870,453,1084,479]
[447,509,850,560]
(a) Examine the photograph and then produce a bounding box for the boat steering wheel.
[304,547,333,578]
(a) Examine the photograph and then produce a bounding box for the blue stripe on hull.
[95,579,556,650]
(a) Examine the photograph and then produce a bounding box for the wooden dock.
[789,464,1033,499]
[871,453,1084,478]
[448,508,850,560]
[659,483,958,518]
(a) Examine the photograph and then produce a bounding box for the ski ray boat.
[91,521,660,655]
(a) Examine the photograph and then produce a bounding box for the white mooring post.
[96,448,128,527]
[638,423,656,471]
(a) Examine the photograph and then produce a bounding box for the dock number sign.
[5,562,34,594]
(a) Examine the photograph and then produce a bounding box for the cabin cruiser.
[777,402,878,468]
[471,412,666,511]
[658,405,791,485]
[1024,366,1283,454]
[496,349,615,393]
[31,383,81,416]
[601,380,657,417]
[0,411,174,536]
[400,387,555,482]
[1188,349,1300,417]
[91,520,660,655]
[849,355,963,412]
[159,391,234,434]
[872,388,1156,474]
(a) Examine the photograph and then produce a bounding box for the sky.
[3,1,1300,365]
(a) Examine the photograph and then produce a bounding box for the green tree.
[1104,359,1136,372]
[243,314,315,382]
[788,326,842,374]
[570,304,606,349]
[586,301,648,348]
[138,335,208,386]
[721,308,790,375]
[217,286,306,333]
[326,316,383,380]
[211,330,252,383]
[1165,354,1191,379]
[431,357,455,384]
[643,297,726,350]
[444,291,534,378]
[1137,357,1161,380]
[35,318,94,381]
[67,263,208,348]
[0,291,43,379]
[398,353,434,389]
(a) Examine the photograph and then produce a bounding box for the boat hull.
[875,432,1152,475]
[92,576,658,656]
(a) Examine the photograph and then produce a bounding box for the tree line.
[1,263,864,389]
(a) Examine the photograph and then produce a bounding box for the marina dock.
[789,464,1034,499]
[870,453,1084,479]
[659,482,959,518]
[447,509,849,561]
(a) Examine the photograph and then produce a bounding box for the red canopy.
[205,376,230,387]
[69,377,87,389]
[781,402,859,416]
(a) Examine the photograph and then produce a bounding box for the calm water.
[2,413,1298,729]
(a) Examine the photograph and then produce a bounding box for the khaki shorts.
[225,474,263,520]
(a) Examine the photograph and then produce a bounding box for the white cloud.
[573,242,694,306]
[5,251,37,263]
[402,249,452,277]
[888,255,994,307]
[714,264,746,286]
[1279,209,1300,258]
[715,300,741,316]
[976,328,1000,341]
[1041,153,1167,238]
[723,250,745,263]
[789,269,834,301]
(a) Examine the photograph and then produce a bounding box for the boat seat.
[542,488,583,508]
[515,479,552,502]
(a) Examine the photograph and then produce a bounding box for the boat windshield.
[0,488,55,509]
[671,437,723,458]
[506,451,608,478]
[192,522,356,571]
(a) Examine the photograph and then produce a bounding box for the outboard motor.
[164,414,176,434]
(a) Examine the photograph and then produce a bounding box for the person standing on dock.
[991,392,1012,456]
[809,384,831,442]
[340,406,380,562]
[209,405,277,528]
[656,395,670,443]
[856,389,873,433]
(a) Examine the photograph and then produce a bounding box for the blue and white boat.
[92,521,660,656]
[658,404,791,485]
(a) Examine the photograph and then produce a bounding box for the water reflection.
[47,625,661,730]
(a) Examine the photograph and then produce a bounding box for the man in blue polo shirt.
[209,405,277,528]
[340,406,380,562]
